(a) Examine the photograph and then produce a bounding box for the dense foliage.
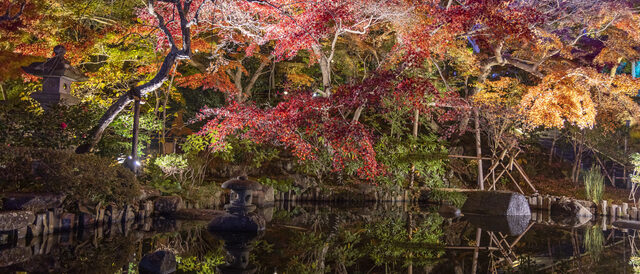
[0,146,140,207]
[2,0,640,193]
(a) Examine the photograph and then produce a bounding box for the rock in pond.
[252,185,275,207]
[153,196,183,215]
[139,250,176,274]
[461,191,530,216]
[2,193,65,212]
[550,197,592,226]
[613,220,640,230]
[466,214,531,235]
[0,211,36,231]
[138,186,161,201]
[438,205,461,218]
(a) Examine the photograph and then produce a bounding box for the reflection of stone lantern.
[209,176,266,274]
[208,176,266,232]
[22,45,87,108]
[211,231,261,274]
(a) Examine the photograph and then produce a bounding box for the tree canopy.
[3,0,640,186]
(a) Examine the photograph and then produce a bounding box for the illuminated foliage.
[520,68,640,130]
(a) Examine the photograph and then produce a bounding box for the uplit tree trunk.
[549,130,558,165]
[77,0,195,154]
[570,130,585,183]
[161,65,177,154]
[230,56,271,102]
[312,44,333,97]
[0,83,6,101]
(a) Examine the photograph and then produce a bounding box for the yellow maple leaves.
[520,68,640,130]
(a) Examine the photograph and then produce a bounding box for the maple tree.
[253,0,407,96]
[194,69,446,181]
[4,0,640,189]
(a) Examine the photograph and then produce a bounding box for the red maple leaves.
[195,70,454,180]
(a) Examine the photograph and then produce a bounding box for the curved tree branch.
[76,0,201,154]
[0,1,25,22]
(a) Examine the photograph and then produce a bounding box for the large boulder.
[438,205,461,218]
[138,187,162,201]
[2,193,65,212]
[139,250,176,274]
[550,197,593,226]
[461,191,530,216]
[0,211,36,231]
[252,186,274,207]
[153,196,183,215]
[466,214,531,235]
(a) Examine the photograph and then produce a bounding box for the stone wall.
[0,193,217,242]
[526,194,640,224]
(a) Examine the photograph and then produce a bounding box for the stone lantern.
[22,45,87,108]
[223,176,262,212]
[208,176,266,233]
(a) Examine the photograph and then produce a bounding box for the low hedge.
[0,147,140,207]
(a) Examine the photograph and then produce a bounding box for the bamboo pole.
[474,108,484,190]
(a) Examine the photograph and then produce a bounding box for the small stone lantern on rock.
[208,176,266,233]
[22,45,87,108]
[223,176,262,213]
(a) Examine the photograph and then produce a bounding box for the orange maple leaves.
[520,68,640,130]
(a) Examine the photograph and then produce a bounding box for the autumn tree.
[256,0,407,97]
[393,0,640,188]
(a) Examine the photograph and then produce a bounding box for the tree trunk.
[549,131,558,165]
[312,44,332,97]
[76,49,182,154]
[161,65,177,154]
[244,57,270,100]
[352,105,365,123]
[0,83,6,101]
[571,131,584,183]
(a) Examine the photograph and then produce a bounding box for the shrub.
[154,154,189,177]
[0,100,100,149]
[0,147,140,208]
[583,165,604,204]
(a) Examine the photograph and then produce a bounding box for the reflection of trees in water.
[257,205,445,273]
[150,223,226,272]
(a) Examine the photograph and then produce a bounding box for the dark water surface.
[0,202,636,273]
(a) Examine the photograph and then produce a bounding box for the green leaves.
[583,165,605,204]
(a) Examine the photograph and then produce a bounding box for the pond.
[0,201,636,273]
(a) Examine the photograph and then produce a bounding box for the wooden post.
[128,98,141,174]
[474,108,484,190]
[625,122,630,188]
[472,228,482,273]
[410,109,419,195]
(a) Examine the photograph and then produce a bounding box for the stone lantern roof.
[22,45,87,107]
[222,176,262,191]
